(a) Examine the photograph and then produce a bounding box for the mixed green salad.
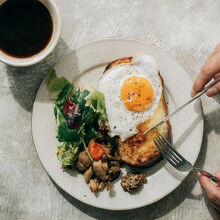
[45,69,109,167]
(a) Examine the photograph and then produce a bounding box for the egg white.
[99,54,162,141]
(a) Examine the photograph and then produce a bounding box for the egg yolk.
[121,76,154,112]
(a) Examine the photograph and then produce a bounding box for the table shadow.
[213,94,220,104]
[5,38,70,112]
[205,107,220,134]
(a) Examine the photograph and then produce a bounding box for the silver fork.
[153,134,219,183]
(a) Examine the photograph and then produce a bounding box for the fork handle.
[143,77,220,135]
[192,168,220,184]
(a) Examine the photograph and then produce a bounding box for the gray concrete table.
[0,0,220,219]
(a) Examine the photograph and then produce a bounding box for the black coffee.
[0,0,53,58]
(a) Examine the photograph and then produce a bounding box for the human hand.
[198,171,220,216]
[191,43,220,97]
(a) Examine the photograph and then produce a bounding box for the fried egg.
[99,54,162,141]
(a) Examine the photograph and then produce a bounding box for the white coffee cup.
[0,0,61,67]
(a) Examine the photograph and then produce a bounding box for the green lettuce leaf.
[56,84,74,107]
[57,142,80,167]
[81,106,94,124]
[45,69,73,101]
[45,69,109,166]
[72,89,95,124]
[84,123,98,144]
[86,90,109,128]
[72,89,90,112]
[56,107,81,142]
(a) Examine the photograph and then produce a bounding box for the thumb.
[215,171,220,186]
[215,171,220,180]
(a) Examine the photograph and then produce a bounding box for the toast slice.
[103,57,171,167]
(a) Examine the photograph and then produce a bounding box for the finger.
[213,72,220,80]
[206,81,220,97]
[216,171,220,180]
[205,72,220,97]
[198,172,220,206]
[191,50,220,97]
[215,171,220,187]
[215,170,220,187]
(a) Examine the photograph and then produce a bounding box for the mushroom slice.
[101,162,108,172]
[103,143,112,154]
[106,182,113,191]
[114,150,121,160]
[108,166,120,174]
[83,166,93,183]
[94,177,100,184]
[76,161,86,172]
[109,171,120,182]
[101,154,108,163]
[109,161,120,166]
[98,182,105,190]
[93,160,108,181]
[106,154,118,161]
[77,151,93,172]
[88,179,98,193]
[78,151,92,167]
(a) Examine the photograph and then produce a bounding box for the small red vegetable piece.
[63,97,80,117]
[66,120,81,129]
[88,142,105,161]
[63,97,81,128]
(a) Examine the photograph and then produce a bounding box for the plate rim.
[31,37,204,210]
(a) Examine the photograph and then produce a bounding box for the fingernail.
[207,87,218,96]
[198,171,202,177]
[191,89,196,97]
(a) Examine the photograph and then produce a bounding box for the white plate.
[32,38,204,210]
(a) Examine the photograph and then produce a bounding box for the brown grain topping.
[120,173,147,192]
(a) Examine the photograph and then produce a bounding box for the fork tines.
[153,135,184,167]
